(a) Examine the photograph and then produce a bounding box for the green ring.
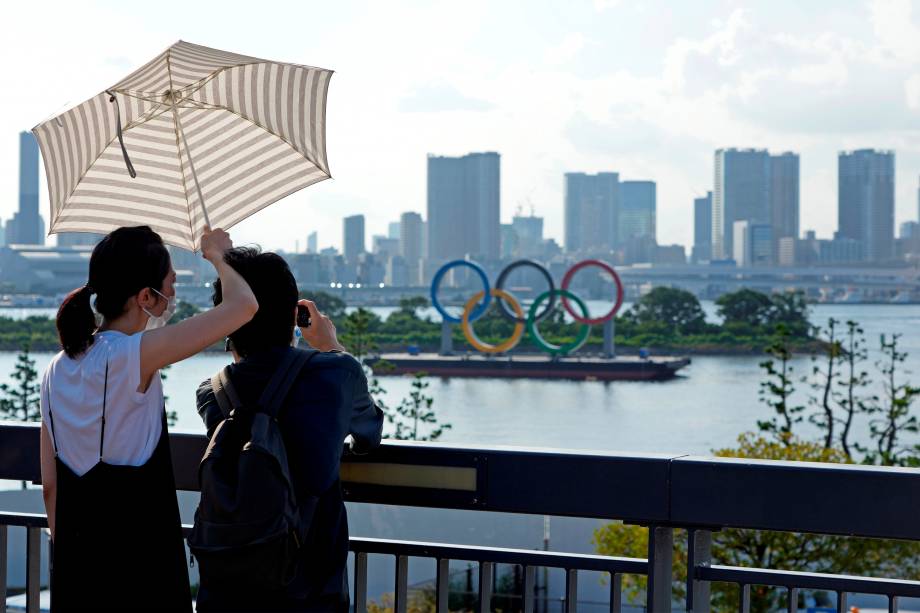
[526,289,592,356]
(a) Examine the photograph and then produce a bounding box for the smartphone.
[296,304,311,328]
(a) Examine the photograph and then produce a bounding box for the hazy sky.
[2,0,920,252]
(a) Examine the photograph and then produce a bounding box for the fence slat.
[891,595,899,613]
[688,529,712,613]
[647,526,673,613]
[479,561,493,613]
[610,572,622,613]
[435,558,449,613]
[394,554,408,613]
[739,583,750,613]
[354,552,367,613]
[26,527,40,613]
[837,592,847,613]
[523,565,535,613]
[565,568,578,613]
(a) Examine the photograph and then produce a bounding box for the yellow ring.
[461,289,525,353]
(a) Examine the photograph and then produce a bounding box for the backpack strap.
[259,348,319,419]
[210,365,240,419]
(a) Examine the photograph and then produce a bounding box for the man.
[195,247,383,612]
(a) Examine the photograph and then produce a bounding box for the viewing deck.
[1,422,920,612]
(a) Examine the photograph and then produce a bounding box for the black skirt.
[50,414,191,612]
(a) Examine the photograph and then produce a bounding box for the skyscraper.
[400,211,424,285]
[6,132,45,246]
[388,221,401,240]
[427,152,500,262]
[771,152,800,244]
[838,149,894,262]
[343,214,365,263]
[618,181,656,244]
[692,191,713,263]
[712,149,771,260]
[307,231,318,254]
[564,172,618,253]
[511,214,544,258]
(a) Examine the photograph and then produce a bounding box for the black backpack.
[188,347,319,591]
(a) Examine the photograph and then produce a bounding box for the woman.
[39,225,258,611]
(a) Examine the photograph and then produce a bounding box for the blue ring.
[430,260,491,323]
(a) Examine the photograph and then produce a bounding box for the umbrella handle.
[104,90,137,179]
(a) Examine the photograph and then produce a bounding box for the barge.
[364,353,690,381]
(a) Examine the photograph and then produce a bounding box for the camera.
[296,304,311,328]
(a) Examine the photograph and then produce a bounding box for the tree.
[757,325,804,444]
[858,334,920,466]
[397,296,429,318]
[386,373,450,441]
[808,318,841,449]
[0,344,41,489]
[716,289,774,327]
[0,344,41,423]
[341,308,382,360]
[624,287,707,334]
[835,320,871,459]
[173,300,201,323]
[300,290,346,320]
[766,291,810,337]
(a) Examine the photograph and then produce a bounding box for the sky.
[2,0,920,253]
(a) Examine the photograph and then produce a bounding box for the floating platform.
[365,353,691,381]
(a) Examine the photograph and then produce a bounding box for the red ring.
[560,259,624,325]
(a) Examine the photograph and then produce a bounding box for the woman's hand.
[299,299,345,353]
[200,226,232,263]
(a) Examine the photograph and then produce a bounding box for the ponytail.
[57,285,97,358]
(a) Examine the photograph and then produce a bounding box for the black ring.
[494,259,556,323]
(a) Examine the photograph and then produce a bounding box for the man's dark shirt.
[195,346,383,611]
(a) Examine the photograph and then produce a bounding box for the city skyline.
[4,2,920,253]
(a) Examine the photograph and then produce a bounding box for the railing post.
[686,529,712,613]
[394,554,408,613]
[26,527,40,613]
[787,587,798,613]
[738,584,750,613]
[353,551,368,613]
[435,558,449,613]
[523,565,536,613]
[890,595,899,613]
[836,592,847,613]
[565,569,578,612]
[646,525,673,613]
[0,525,7,613]
[479,561,493,613]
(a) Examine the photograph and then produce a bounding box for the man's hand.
[298,299,346,353]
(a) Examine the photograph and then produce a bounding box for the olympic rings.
[430,258,622,356]
[431,260,491,323]
[461,289,525,353]
[526,289,592,356]
[494,259,556,324]
[560,259,624,325]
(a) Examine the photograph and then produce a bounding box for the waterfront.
[3,302,920,455]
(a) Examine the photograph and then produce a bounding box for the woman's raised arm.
[139,228,258,382]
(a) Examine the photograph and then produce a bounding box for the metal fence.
[2,422,920,612]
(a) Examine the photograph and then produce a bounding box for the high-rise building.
[343,214,365,263]
[6,132,45,246]
[838,149,895,262]
[733,221,773,267]
[500,224,516,260]
[372,235,400,259]
[692,192,713,263]
[388,221,401,240]
[399,212,424,286]
[511,214,544,258]
[564,172,618,253]
[771,152,800,244]
[618,180,656,244]
[427,152,500,262]
[307,231,318,254]
[712,149,771,260]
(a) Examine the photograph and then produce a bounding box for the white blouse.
[40,330,164,477]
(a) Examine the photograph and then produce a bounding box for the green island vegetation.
[0,287,818,355]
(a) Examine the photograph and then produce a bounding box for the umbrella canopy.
[32,40,332,250]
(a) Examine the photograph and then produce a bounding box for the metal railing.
[3,422,920,612]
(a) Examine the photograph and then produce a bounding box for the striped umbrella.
[32,40,333,251]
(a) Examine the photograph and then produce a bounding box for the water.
[4,302,920,455]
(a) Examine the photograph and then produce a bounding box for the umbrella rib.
[166,50,198,244]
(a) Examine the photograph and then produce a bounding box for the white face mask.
[143,288,177,330]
